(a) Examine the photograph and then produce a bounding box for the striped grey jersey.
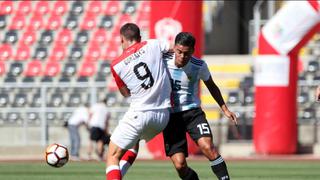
[163,53,211,113]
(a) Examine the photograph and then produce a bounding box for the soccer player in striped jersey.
[106,23,172,180]
[163,32,238,180]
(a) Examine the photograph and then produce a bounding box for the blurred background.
[0,0,319,160]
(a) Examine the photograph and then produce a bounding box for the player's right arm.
[111,62,131,97]
[119,86,131,97]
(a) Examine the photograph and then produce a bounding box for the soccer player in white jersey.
[106,23,172,180]
[162,32,238,180]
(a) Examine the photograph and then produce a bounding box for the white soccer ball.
[45,143,69,168]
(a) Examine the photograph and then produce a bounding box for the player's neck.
[124,40,139,50]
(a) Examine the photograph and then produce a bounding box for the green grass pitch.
[1,160,320,180]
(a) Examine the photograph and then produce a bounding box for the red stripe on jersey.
[111,41,148,89]
[308,0,319,12]
[111,66,125,88]
[111,41,147,66]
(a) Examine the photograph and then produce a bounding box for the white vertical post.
[40,86,48,146]
[253,0,264,48]
[267,0,275,19]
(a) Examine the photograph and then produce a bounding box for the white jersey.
[164,54,211,112]
[111,39,171,111]
[89,103,110,129]
[68,106,89,126]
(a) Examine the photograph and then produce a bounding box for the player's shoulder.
[190,56,205,67]
[111,41,148,67]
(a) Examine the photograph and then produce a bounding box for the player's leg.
[106,141,126,180]
[170,152,199,180]
[88,127,98,160]
[96,128,106,161]
[97,139,105,161]
[119,143,139,176]
[163,111,199,180]
[68,125,77,158]
[73,127,81,159]
[87,140,94,160]
[197,137,230,180]
[106,110,144,180]
[187,108,230,180]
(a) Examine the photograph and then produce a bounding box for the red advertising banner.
[254,0,320,154]
[149,1,203,58]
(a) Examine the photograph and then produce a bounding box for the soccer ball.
[45,143,69,168]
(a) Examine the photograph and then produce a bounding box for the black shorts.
[163,108,212,157]
[90,127,106,142]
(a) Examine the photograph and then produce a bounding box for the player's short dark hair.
[175,32,196,48]
[120,23,141,42]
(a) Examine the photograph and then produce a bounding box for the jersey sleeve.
[111,65,125,88]
[199,61,211,81]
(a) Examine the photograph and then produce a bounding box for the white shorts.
[110,108,170,150]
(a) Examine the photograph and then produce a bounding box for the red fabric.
[110,67,125,89]
[308,0,320,11]
[121,150,137,165]
[106,169,121,180]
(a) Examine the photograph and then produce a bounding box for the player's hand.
[224,110,238,125]
[316,86,320,101]
[221,105,238,125]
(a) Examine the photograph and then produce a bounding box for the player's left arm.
[203,76,238,125]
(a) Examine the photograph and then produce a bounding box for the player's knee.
[199,142,212,152]
[199,143,219,159]
[173,159,188,172]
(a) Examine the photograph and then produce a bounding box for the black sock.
[210,155,230,180]
[181,168,199,180]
